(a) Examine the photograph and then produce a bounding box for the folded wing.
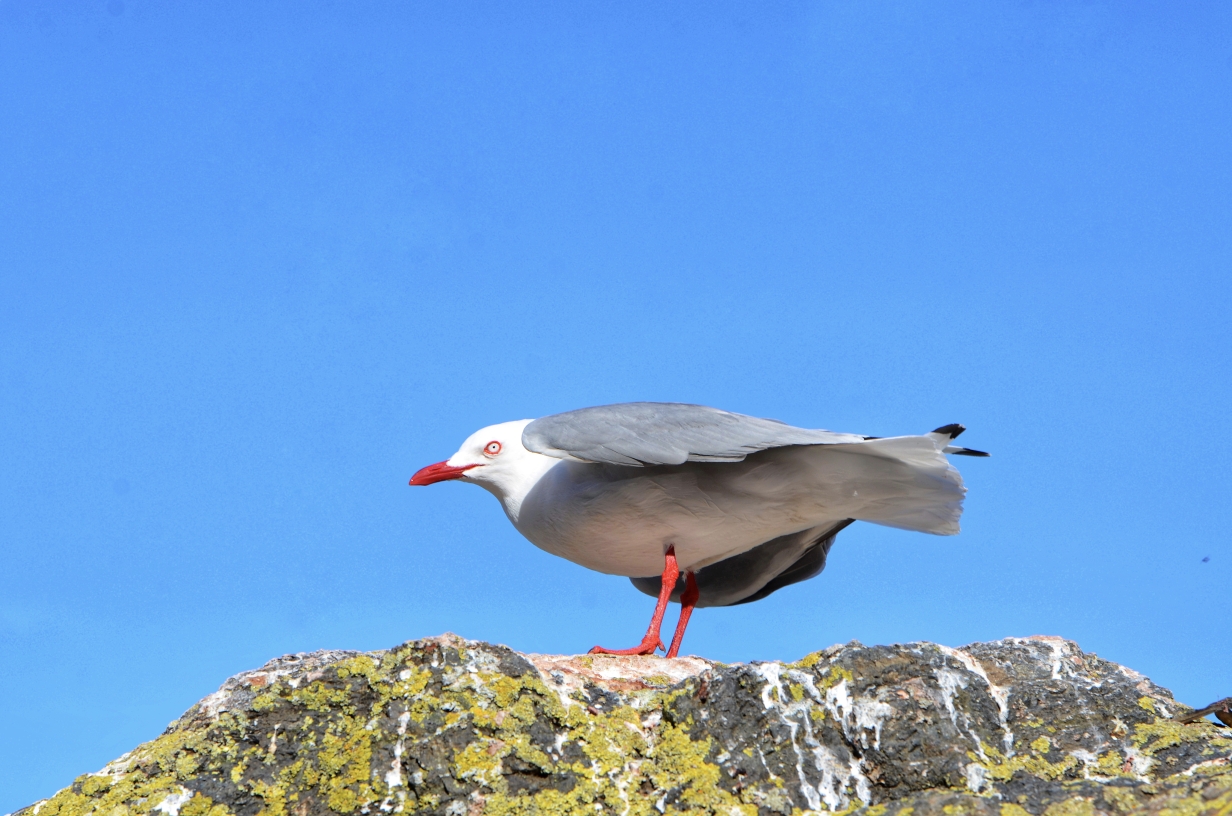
[522,402,864,467]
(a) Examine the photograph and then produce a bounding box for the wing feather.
[522,402,864,466]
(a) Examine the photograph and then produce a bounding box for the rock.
[14,634,1231,816]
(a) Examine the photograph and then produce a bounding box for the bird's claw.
[588,637,665,656]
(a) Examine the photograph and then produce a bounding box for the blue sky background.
[2,1,1231,809]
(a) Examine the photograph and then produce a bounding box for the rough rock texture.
[16,634,1232,816]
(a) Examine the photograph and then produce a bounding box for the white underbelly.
[508,440,961,577]
[517,493,816,576]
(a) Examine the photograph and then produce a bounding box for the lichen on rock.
[14,634,1231,816]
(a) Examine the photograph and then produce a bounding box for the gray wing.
[629,520,854,608]
[522,402,864,466]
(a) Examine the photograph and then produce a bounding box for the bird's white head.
[409,419,557,517]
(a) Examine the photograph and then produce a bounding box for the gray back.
[523,402,862,466]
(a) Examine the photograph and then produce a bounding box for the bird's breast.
[509,457,838,577]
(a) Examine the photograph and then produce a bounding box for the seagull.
[409,402,988,658]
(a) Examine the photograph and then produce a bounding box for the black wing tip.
[951,448,990,457]
[932,423,966,439]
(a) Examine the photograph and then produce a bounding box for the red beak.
[409,461,478,486]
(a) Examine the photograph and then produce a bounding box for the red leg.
[589,546,680,656]
[665,571,699,658]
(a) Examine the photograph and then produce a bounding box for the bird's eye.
[484,441,502,456]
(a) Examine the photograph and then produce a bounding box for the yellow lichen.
[794,651,825,668]
[941,801,990,816]
[316,717,378,809]
[181,793,230,816]
[454,739,509,790]
[250,692,278,712]
[982,749,1078,782]
[20,638,1232,816]
[79,777,110,796]
[647,723,756,814]
[1041,799,1095,816]
[1100,786,1140,813]
[1094,750,1132,778]
[1153,781,1232,816]
[1133,719,1225,755]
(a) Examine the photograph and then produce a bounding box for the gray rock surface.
[16,634,1232,816]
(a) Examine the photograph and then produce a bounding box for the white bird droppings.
[938,645,1015,757]
[154,788,192,816]
[965,762,987,793]
[934,668,968,727]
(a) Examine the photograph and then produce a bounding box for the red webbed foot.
[588,636,666,656]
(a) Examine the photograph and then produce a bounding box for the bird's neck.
[476,452,560,523]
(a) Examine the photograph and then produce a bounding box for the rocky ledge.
[16,635,1231,816]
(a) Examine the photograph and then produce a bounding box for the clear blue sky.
[2,2,1230,809]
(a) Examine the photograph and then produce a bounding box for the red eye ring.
[484,441,502,456]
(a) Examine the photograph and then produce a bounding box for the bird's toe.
[587,637,663,656]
